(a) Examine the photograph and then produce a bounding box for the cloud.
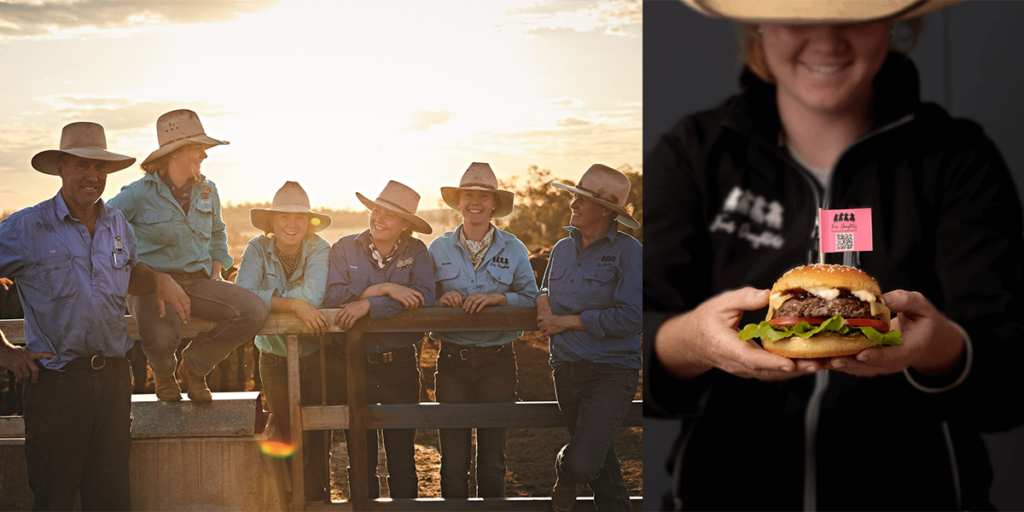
[546,97,583,108]
[501,0,641,37]
[0,0,279,39]
[35,94,228,130]
[404,109,454,131]
[556,117,592,128]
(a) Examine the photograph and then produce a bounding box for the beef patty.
[775,297,873,319]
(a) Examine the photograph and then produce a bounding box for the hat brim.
[681,0,963,24]
[356,192,433,235]
[31,147,136,176]
[250,206,332,234]
[440,186,516,219]
[141,134,229,167]
[551,182,640,230]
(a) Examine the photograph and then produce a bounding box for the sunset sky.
[0,0,641,214]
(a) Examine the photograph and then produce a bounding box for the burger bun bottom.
[762,333,876,359]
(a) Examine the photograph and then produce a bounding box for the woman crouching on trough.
[428,162,539,498]
[538,164,641,512]
[234,181,335,502]
[323,180,435,499]
[109,109,267,403]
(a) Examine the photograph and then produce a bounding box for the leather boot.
[551,477,578,512]
[152,371,182,402]
[178,361,213,404]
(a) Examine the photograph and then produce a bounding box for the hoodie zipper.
[781,113,916,512]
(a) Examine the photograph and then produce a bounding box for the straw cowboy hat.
[551,164,640,229]
[141,109,229,167]
[441,162,516,219]
[681,0,965,24]
[356,181,433,235]
[31,122,135,175]
[250,181,332,234]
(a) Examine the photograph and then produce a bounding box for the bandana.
[369,241,401,270]
[160,173,194,213]
[460,224,495,270]
[274,239,302,280]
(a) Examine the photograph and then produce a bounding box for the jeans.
[23,358,132,511]
[339,344,422,499]
[554,362,638,512]
[260,346,345,501]
[435,342,517,498]
[128,272,268,376]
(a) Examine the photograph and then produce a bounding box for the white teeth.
[806,63,843,73]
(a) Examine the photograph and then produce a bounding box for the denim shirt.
[542,225,642,371]
[108,173,232,275]
[324,230,435,354]
[235,234,331,358]
[0,192,137,369]
[428,224,539,347]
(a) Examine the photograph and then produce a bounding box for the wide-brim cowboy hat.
[681,0,965,24]
[551,164,640,229]
[31,122,136,175]
[356,180,433,235]
[441,162,516,219]
[250,181,332,234]
[141,109,228,167]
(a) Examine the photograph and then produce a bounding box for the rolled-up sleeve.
[283,239,329,308]
[580,241,642,338]
[504,242,539,307]
[235,240,275,311]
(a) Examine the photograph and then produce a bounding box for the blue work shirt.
[324,230,435,354]
[0,191,137,369]
[235,234,331,358]
[542,225,642,371]
[108,173,232,275]
[429,224,539,347]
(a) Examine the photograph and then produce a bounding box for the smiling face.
[177,143,208,177]
[369,206,411,246]
[569,192,614,232]
[760,21,891,115]
[57,154,108,213]
[458,190,496,227]
[271,212,310,251]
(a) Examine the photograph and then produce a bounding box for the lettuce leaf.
[737,314,902,346]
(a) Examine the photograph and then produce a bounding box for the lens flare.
[259,440,298,458]
[310,217,321,226]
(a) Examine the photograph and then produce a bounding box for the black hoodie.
[644,54,1024,510]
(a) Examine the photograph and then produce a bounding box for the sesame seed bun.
[770,264,882,297]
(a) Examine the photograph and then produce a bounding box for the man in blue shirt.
[0,122,189,511]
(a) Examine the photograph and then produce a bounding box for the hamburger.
[738,264,903,358]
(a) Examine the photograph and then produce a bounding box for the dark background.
[643,0,1024,509]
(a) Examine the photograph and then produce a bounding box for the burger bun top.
[771,264,882,296]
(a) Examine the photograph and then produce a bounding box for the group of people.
[0,109,642,511]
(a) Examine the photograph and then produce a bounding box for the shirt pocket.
[29,253,79,302]
[546,265,570,309]
[434,263,461,295]
[486,263,514,291]
[581,266,618,308]
[192,200,214,240]
[110,250,131,298]
[140,209,177,246]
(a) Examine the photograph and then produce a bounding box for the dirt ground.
[327,331,643,500]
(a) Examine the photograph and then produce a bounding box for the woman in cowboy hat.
[109,109,268,404]
[428,162,539,499]
[535,164,641,512]
[646,1,1024,509]
[323,180,435,500]
[234,181,335,502]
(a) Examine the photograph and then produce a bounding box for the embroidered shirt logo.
[114,236,125,254]
[600,255,616,263]
[396,257,414,270]
[491,256,510,269]
[200,186,212,200]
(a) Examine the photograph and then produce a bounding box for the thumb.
[31,352,56,360]
[717,287,770,313]
[881,289,929,316]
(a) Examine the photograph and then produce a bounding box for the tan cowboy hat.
[250,181,332,234]
[31,122,136,175]
[356,180,433,235]
[441,162,516,219]
[681,0,964,24]
[551,164,640,229]
[141,109,229,167]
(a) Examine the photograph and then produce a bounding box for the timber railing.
[0,306,642,511]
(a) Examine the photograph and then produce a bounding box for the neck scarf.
[275,238,302,279]
[460,224,495,270]
[369,240,401,270]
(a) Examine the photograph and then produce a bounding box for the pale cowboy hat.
[141,109,229,167]
[441,162,516,219]
[681,0,965,24]
[551,164,640,229]
[31,122,136,175]
[356,180,433,235]
[250,181,333,234]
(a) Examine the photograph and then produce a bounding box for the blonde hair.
[738,18,924,84]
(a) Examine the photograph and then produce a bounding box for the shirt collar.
[54,189,110,223]
[566,223,618,247]
[356,229,410,254]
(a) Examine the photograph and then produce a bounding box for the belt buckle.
[90,355,106,370]
[366,354,379,365]
[459,348,470,361]
[383,351,394,364]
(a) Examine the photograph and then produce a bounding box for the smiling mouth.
[803,62,848,74]
[467,208,484,215]
[283,229,299,236]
